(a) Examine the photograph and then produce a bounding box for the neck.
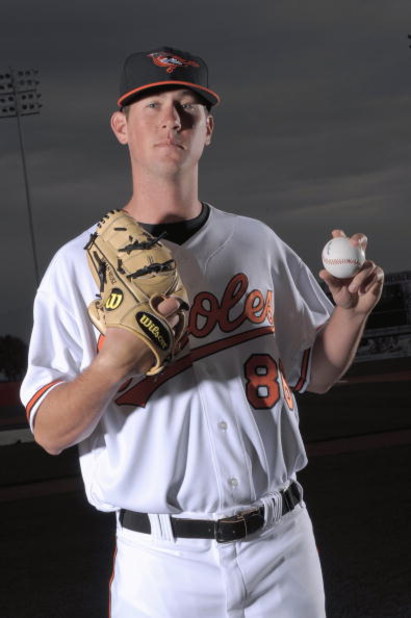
[124,169,202,224]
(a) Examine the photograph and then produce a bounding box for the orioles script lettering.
[189,273,274,338]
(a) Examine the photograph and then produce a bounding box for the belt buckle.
[215,507,263,543]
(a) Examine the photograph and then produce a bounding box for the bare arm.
[33,298,180,455]
[308,231,384,394]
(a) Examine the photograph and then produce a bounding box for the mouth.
[155,140,185,150]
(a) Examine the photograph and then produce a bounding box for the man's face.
[111,87,214,178]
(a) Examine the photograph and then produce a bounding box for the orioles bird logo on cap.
[148,52,200,74]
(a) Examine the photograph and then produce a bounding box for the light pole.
[0,68,42,285]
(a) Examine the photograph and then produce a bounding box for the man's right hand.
[96,296,183,378]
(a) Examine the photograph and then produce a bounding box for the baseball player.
[21,47,384,617]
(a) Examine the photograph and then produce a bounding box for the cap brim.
[118,80,220,108]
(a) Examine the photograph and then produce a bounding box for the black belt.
[119,482,301,543]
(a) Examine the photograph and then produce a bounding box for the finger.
[146,298,180,328]
[350,232,368,251]
[331,229,346,238]
[319,268,349,288]
[156,297,185,330]
[167,313,180,329]
[368,268,384,294]
[348,261,381,294]
[330,229,368,252]
[359,265,384,296]
[347,261,374,292]
[156,297,181,316]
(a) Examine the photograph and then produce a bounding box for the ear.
[205,113,214,146]
[110,111,128,145]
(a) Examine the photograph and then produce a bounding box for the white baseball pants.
[110,503,326,617]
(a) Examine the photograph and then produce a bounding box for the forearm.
[33,329,157,455]
[308,305,369,393]
[33,356,130,455]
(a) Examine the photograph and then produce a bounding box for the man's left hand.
[319,229,384,315]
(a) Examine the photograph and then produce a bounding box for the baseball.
[321,236,365,279]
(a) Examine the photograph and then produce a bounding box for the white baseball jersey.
[21,205,333,517]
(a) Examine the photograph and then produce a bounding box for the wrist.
[92,348,152,384]
[336,302,372,319]
[332,305,371,334]
[90,355,130,387]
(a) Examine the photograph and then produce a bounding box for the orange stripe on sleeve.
[25,379,63,420]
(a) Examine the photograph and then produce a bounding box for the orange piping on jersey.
[292,348,311,393]
[97,334,105,353]
[278,360,295,411]
[108,545,118,618]
[117,80,221,107]
[25,379,63,420]
[116,325,275,408]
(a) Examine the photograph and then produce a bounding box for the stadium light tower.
[0,68,42,285]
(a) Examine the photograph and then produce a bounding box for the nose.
[160,103,182,131]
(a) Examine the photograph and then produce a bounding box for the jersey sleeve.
[20,242,97,431]
[273,247,334,393]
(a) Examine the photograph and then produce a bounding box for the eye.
[146,101,159,109]
[181,102,196,110]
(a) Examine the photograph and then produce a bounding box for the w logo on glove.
[105,289,124,311]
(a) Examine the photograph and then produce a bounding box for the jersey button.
[228,477,239,487]
[218,421,228,431]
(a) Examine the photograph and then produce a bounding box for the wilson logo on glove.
[137,312,170,351]
[105,289,124,311]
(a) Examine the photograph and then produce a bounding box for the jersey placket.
[192,356,255,514]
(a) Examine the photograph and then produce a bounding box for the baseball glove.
[84,209,189,376]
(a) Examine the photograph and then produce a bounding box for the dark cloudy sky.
[1,0,410,342]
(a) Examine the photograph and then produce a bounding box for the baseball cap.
[118,46,220,109]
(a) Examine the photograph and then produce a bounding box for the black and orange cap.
[118,46,220,109]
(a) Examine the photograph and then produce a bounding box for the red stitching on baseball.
[323,258,361,265]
